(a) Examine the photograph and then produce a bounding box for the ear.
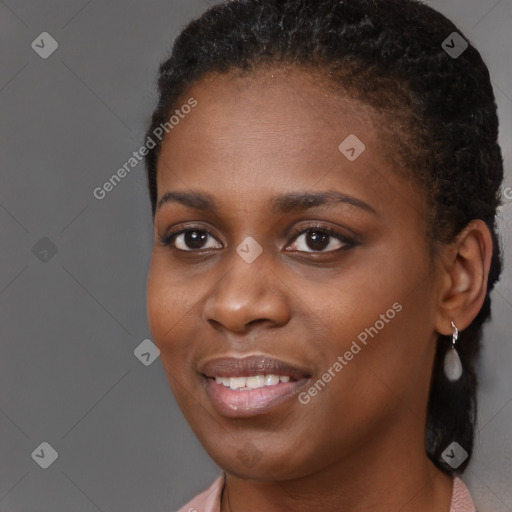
[434,219,494,336]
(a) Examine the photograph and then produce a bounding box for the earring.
[444,321,463,381]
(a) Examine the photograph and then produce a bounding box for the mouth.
[199,355,311,418]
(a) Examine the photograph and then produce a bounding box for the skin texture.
[146,68,493,512]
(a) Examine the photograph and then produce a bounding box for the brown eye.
[287,226,356,253]
[159,228,222,251]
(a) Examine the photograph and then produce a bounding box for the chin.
[202,438,316,482]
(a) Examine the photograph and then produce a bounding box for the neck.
[220,421,453,512]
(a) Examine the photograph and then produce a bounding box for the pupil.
[307,231,329,251]
[185,230,207,249]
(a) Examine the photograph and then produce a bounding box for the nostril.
[246,319,266,328]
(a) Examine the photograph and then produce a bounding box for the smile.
[199,355,311,417]
[214,374,290,389]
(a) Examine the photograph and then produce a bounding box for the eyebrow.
[156,190,377,215]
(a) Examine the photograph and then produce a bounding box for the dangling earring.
[444,321,463,381]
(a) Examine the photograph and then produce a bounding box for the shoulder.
[176,474,225,512]
[451,475,477,512]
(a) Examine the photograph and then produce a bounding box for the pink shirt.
[177,474,476,512]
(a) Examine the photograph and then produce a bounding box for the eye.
[286,225,356,253]
[159,227,222,251]
[158,224,357,253]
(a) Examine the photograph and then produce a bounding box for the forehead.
[172,68,382,145]
[154,66,424,223]
[159,69,390,171]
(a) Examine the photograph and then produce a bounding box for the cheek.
[146,263,198,412]
[146,256,193,365]
[313,285,435,436]
[305,262,404,355]
[307,248,433,398]
[147,254,195,334]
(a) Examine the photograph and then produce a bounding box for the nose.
[202,247,291,334]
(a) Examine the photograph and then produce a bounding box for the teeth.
[246,375,266,389]
[214,374,292,390]
[230,377,246,390]
[265,374,280,386]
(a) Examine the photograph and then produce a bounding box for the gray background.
[0,0,510,510]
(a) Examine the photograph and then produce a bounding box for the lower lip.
[203,376,308,418]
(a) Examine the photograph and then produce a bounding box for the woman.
[144,0,504,510]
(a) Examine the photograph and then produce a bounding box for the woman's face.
[147,68,442,480]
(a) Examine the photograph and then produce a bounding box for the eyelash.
[158,224,357,253]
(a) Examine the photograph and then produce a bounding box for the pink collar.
[178,473,476,512]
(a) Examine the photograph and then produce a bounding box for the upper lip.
[199,355,311,380]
